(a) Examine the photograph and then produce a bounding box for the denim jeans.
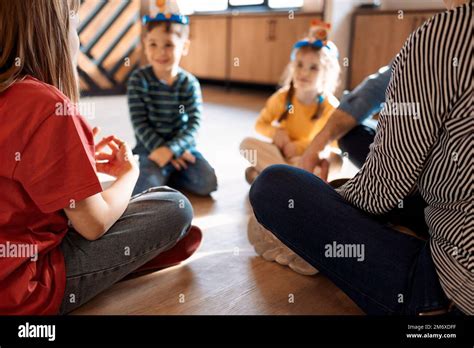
[133,143,217,197]
[249,165,451,315]
[59,187,193,314]
[339,124,376,169]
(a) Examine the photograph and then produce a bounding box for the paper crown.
[290,19,337,60]
[142,13,189,25]
[144,0,189,25]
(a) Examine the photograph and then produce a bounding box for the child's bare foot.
[245,167,259,185]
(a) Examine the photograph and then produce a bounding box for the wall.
[324,0,444,96]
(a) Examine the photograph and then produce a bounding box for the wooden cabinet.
[180,12,320,85]
[230,13,319,84]
[349,10,440,89]
[180,17,229,80]
[229,16,275,83]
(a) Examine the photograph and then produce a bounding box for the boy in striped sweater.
[127,12,217,196]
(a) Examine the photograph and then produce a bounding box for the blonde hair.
[0,0,81,102]
[278,41,340,122]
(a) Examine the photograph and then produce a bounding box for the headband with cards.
[142,0,189,26]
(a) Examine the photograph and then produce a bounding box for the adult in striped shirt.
[128,18,217,196]
[250,0,472,315]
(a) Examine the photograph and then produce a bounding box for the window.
[190,0,304,13]
[192,0,228,12]
[229,0,265,5]
[268,0,304,8]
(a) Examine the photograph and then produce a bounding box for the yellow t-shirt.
[255,87,339,155]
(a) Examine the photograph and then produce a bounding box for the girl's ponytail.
[278,80,295,123]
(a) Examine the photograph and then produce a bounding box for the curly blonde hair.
[278,40,340,122]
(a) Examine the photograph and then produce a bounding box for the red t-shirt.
[0,76,102,314]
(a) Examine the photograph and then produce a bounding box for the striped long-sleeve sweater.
[127,66,203,157]
[338,2,473,314]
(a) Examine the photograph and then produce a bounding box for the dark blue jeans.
[249,165,451,315]
[133,144,218,196]
[339,124,376,169]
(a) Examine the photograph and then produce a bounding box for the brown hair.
[144,21,190,40]
[0,0,81,102]
[278,43,340,123]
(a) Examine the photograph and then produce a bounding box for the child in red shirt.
[0,0,200,314]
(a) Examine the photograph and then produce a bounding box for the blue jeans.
[339,124,376,169]
[249,165,451,315]
[133,144,218,196]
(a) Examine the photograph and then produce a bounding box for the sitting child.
[240,20,341,184]
[128,8,217,196]
[245,20,341,275]
[0,0,201,315]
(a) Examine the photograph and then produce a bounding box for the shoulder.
[128,66,154,88]
[324,94,339,109]
[269,87,290,105]
[178,68,200,88]
[398,4,470,59]
[1,76,71,122]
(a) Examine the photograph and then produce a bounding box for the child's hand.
[273,129,290,149]
[282,141,298,159]
[171,150,196,171]
[148,146,173,167]
[312,159,329,182]
[95,135,138,179]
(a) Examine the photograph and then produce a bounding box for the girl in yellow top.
[240,21,341,183]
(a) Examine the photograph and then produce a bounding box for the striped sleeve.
[166,76,203,157]
[337,16,444,215]
[127,71,166,152]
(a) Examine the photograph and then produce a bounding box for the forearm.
[100,169,139,232]
[132,121,166,152]
[255,120,277,139]
[308,109,357,154]
[64,169,138,241]
[167,118,200,157]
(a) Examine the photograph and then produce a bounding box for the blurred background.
[77,0,445,97]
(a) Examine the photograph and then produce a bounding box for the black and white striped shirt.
[339,2,473,314]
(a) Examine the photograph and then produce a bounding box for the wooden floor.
[73,86,363,315]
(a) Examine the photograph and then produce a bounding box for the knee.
[138,188,194,241]
[249,164,294,215]
[239,137,256,151]
[192,171,218,196]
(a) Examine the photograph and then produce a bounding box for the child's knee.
[138,188,193,237]
[192,172,218,196]
[239,137,259,152]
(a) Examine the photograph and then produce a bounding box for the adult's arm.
[299,64,392,172]
[337,19,444,214]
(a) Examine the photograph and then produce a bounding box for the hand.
[171,150,196,171]
[282,141,298,159]
[312,159,329,182]
[298,144,322,172]
[93,127,138,179]
[297,145,330,181]
[148,146,173,167]
[273,128,290,149]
